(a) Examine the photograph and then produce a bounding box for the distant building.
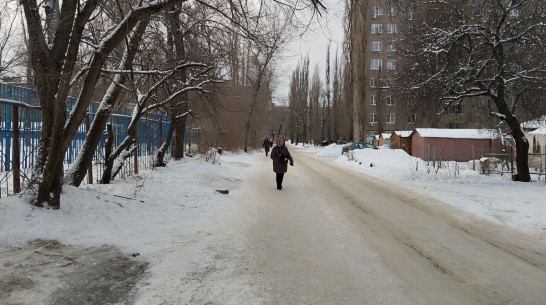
[188,82,272,150]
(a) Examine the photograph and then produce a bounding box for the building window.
[387,24,397,34]
[407,113,417,123]
[387,42,396,51]
[371,59,382,70]
[372,24,383,34]
[510,8,520,17]
[370,77,377,88]
[387,113,395,124]
[386,96,395,106]
[387,59,396,70]
[372,5,383,17]
[408,7,415,20]
[372,41,382,51]
[370,95,376,105]
[475,6,483,16]
[386,78,394,87]
[388,6,397,16]
[370,113,377,123]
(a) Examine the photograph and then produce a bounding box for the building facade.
[354,0,545,143]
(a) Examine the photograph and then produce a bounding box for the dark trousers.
[276,173,284,188]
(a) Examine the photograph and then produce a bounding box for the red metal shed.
[410,128,505,162]
[390,131,413,155]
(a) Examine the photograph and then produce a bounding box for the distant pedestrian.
[270,137,294,190]
[263,137,271,156]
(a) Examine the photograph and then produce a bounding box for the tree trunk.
[101,120,138,184]
[64,20,149,187]
[171,116,186,159]
[494,99,531,182]
[349,0,366,142]
[244,85,263,152]
[156,117,177,167]
[35,98,66,208]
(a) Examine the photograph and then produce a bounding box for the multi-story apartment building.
[357,0,545,143]
[363,1,403,142]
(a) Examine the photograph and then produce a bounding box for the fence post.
[85,115,93,184]
[159,119,163,147]
[433,146,436,168]
[472,145,475,170]
[188,127,192,154]
[12,105,20,193]
[134,126,138,174]
[427,144,430,164]
[510,147,514,176]
[544,146,546,185]
[5,103,11,171]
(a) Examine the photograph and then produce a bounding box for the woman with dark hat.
[270,137,294,190]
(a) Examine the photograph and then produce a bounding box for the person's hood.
[278,137,285,147]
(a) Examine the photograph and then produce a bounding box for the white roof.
[529,127,546,135]
[522,115,546,129]
[393,130,413,137]
[414,128,500,139]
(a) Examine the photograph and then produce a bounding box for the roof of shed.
[529,127,546,135]
[392,130,413,137]
[413,128,500,139]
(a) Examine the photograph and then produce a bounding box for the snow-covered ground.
[0,143,544,303]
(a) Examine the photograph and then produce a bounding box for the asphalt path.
[240,148,546,305]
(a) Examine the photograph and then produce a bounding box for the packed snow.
[0,143,544,303]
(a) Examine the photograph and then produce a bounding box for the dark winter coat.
[263,139,271,151]
[270,144,294,173]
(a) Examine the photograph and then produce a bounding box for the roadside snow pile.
[315,144,345,159]
[336,147,493,186]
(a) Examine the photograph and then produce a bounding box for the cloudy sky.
[273,0,346,105]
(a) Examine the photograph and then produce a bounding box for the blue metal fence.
[0,82,174,195]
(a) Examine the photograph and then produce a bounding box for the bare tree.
[309,66,321,144]
[346,0,367,141]
[288,57,310,144]
[21,0,191,208]
[396,0,546,182]
[324,42,331,141]
[0,2,26,78]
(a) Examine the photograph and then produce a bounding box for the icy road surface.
[240,148,546,305]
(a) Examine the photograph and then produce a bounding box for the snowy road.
[240,148,546,305]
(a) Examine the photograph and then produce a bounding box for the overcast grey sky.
[272,0,346,105]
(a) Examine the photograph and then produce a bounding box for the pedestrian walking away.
[263,137,271,156]
[270,137,294,190]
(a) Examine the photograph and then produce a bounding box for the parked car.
[341,142,378,155]
[320,139,335,146]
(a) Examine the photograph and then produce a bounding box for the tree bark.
[494,99,531,182]
[167,6,188,160]
[349,0,367,142]
[156,117,177,167]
